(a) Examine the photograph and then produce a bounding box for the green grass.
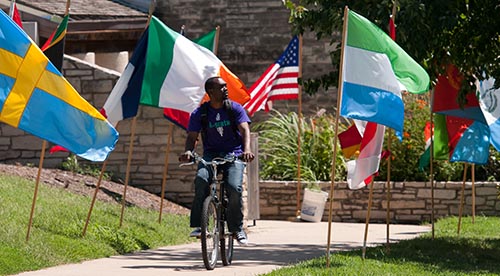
[0,173,191,275]
[266,216,500,275]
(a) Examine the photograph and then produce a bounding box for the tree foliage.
[283,0,500,103]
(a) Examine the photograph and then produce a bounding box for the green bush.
[253,110,347,182]
[61,154,111,180]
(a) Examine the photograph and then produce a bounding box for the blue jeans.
[190,152,246,233]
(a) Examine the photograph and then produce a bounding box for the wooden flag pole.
[429,89,435,239]
[8,0,15,17]
[472,164,475,223]
[385,130,392,252]
[158,123,174,223]
[362,178,376,259]
[457,163,468,235]
[83,0,155,234]
[119,0,156,227]
[65,0,71,14]
[26,0,71,242]
[119,116,138,227]
[326,5,348,268]
[26,140,47,242]
[385,2,397,253]
[295,34,303,220]
[82,159,108,236]
[213,26,220,55]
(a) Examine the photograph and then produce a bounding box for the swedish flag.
[0,10,118,162]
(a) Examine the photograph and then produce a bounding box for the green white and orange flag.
[162,27,219,129]
[139,16,249,112]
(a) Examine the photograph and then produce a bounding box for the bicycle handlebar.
[179,152,238,167]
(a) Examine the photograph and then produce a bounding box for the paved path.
[16,220,430,276]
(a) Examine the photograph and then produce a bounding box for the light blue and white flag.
[477,77,500,151]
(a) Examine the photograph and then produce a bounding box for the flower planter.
[300,188,328,222]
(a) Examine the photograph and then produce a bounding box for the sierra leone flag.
[340,9,430,135]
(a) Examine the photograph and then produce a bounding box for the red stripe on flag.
[268,93,299,101]
[276,72,299,78]
[271,83,300,90]
[244,66,279,113]
[244,36,299,116]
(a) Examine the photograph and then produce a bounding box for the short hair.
[205,76,222,92]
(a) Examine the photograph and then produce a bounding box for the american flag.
[244,36,300,116]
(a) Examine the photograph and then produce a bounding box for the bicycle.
[180,152,237,270]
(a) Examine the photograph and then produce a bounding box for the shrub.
[60,154,111,180]
[253,110,347,182]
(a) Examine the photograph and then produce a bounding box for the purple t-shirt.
[188,101,251,155]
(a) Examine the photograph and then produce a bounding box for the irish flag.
[341,9,430,134]
[140,16,249,113]
[162,28,219,129]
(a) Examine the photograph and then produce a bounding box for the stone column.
[95,51,129,73]
[72,52,96,64]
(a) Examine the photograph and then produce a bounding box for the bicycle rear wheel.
[220,219,234,266]
[201,196,219,270]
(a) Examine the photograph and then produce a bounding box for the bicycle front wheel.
[201,196,219,270]
[220,219,234,266]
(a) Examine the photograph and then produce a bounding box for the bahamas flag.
[140,17,249,115]
[162,28,219,129]
[0,10,118,162]
[341,9,429,134]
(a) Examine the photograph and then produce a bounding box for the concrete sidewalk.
[15,220,430,276]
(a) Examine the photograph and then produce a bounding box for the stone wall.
[259,181,500,223]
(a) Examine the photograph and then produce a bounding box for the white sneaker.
[189,228,202,238]
[235,230,248,245]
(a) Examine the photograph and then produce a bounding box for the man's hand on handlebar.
[240,151,255,163]
[179,150,193,162]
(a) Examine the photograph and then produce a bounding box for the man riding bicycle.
[179,76,254,245]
